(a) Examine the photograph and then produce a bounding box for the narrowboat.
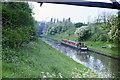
[61,39,88,51]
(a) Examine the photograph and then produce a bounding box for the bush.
[74,26,90,41]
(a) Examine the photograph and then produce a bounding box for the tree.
[50,18,53,23]
[2,2,38,48]
[74,26,90,41]
[46,19,74,35]
[100,11,112,23]
[108,11,120,43]
[68,17,71,22]
[87,16,91,24]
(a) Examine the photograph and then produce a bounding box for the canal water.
[40,37,120,78]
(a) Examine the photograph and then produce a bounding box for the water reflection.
[41,37,120,78]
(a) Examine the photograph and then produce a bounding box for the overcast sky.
[29,0,118,23]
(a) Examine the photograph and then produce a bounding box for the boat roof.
[62,39,79,43]
[62,39,85,45]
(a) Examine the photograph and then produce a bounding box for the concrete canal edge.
[41,36,120,61]
[88,49,120,61]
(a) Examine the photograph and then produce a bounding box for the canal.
[40,37,120,78]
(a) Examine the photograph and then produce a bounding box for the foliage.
[108,11,120,43]
[73,11,118,42]
[87,23,111,42]
[2,2,38,63]
[2,2,38,49]
[46,19,74,35]
[44,28,77,41]
[74,26,90,41]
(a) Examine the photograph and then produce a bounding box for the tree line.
[75,11,120,44]
[42,11,120,44]
[45,18,75,35]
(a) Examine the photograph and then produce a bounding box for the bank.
[82,41,120,60]
[2,39,102,78]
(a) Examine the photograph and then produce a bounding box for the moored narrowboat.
[61,39,88,51]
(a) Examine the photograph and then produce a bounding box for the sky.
[29,0,118,23]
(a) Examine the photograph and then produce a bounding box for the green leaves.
[2,2,38,48]
[108,11,120,43]
[2,2,38,63]
[74,26,90,41]
[87,23,111,42]
[46,19,74,35]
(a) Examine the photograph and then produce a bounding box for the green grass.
[82,41,120,58]
[2,39,102,78]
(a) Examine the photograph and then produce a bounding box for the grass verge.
[2,39,102,78]
[82,41,120,58]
